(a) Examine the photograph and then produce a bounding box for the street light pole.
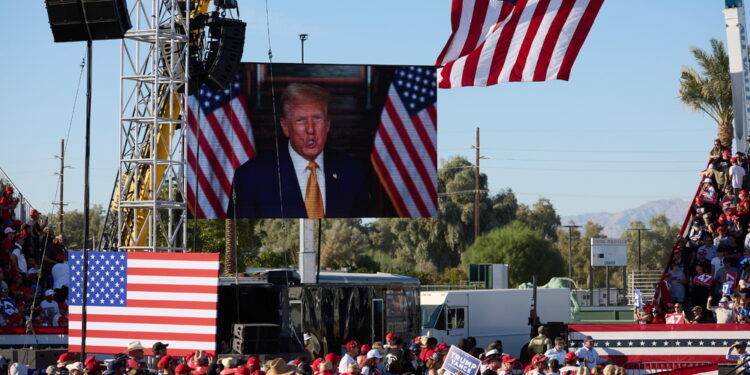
[299,34,308,64]
[562,224,581,280]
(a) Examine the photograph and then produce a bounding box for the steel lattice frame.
[117,0,189,252]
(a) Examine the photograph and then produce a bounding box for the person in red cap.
[559,353,579,375]
[338,341,360,374]
[383,336,405,375]
[497,355,516,375]
[357,345,370,369]
[0,186,18,226]
[86,359,104,375]
[246,357,263,375]
[57,353,77,375]
[529,354,547,375]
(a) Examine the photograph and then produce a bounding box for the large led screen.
[186,63,438,219]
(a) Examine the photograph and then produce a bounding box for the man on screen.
[228,83,369,218]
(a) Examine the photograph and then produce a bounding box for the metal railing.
[627,270,662,305]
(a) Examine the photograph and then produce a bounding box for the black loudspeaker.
[205,18,246,90]
[45,0,132,42]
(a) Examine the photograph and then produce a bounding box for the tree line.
[50,156,676,288]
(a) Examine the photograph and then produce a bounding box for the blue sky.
[0,1,729,218]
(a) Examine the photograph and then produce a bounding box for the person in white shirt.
[339,340,360,374]
[39,290,59,320]
[51,254,68,290]
[10,242,26,275]
[574,337,608,370]
[544,337,567,365]
[730,158,746,193]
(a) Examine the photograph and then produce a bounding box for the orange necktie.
[305,161,324,218]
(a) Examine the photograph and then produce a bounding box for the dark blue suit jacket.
[228,143,370,218]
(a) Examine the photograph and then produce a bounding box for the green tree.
[461,221,563,286]
[369,156,521,273]
[321,219,369,269]
[679,38,734,147]
[622,214,679,272]
[516,198,561,241]
[51,205,105,249]
[187,218,260,273]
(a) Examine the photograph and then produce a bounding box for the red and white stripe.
[569,324,749,365]
[436,0,604,88]
[371,87,438,217]
[68,252,219,356]
[186,95,255,219]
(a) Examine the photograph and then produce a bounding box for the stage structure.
[114,0,190,252]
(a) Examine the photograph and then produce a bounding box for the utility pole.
[562,224,581,280]
[473,127,480,240]
[628,227,650,271]
[53,139,70,235]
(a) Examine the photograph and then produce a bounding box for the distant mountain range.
[560,198,690,238]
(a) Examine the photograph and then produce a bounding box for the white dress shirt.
[288,143,326,212]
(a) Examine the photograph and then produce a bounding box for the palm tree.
[678,38,734,147]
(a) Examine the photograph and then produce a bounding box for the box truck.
[420,288,571,358]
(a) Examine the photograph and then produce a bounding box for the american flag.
[435,0,604,88]
[569,324,750,365]
[186,79,255,219]
[371,66,438,217]
[68,251,219,356]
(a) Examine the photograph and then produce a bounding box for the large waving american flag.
[371,66,438,218]
[186,79,255,219]
[68,251,219,356]
[569,324,750,365]
[436,0,604,88]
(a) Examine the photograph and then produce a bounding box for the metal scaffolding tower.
[116,0,189,252]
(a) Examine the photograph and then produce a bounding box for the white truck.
[420,288,571,357]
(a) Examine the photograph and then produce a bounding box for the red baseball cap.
[58,353,77,364]
[85,356,97,366]
[385,332,396,342]
[501,355,516,363]
[564,352,577,362]
[4,186,13,194]
[85,361,102,373]
[30,209,40,217]
[360,344,371,354]
[324,353,339,364]
[312,358,322,372]
[531,354,547,365]
[345,340,359,351]
[246,357,261,368]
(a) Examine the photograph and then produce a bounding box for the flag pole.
[80,38,92,359]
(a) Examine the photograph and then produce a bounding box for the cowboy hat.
[266,358,298,375]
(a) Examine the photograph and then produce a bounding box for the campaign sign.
[633,290,642,308]
[723,281,734,295]
[442,346,481,375]
[665,313,685,324]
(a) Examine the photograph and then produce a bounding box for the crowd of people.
[0,185,69,330]
[0,332,629,375]
[634,137,750,324]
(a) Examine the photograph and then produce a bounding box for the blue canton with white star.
[195,76,243,114]
[392,66,437,117]
[69,251,127,307]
